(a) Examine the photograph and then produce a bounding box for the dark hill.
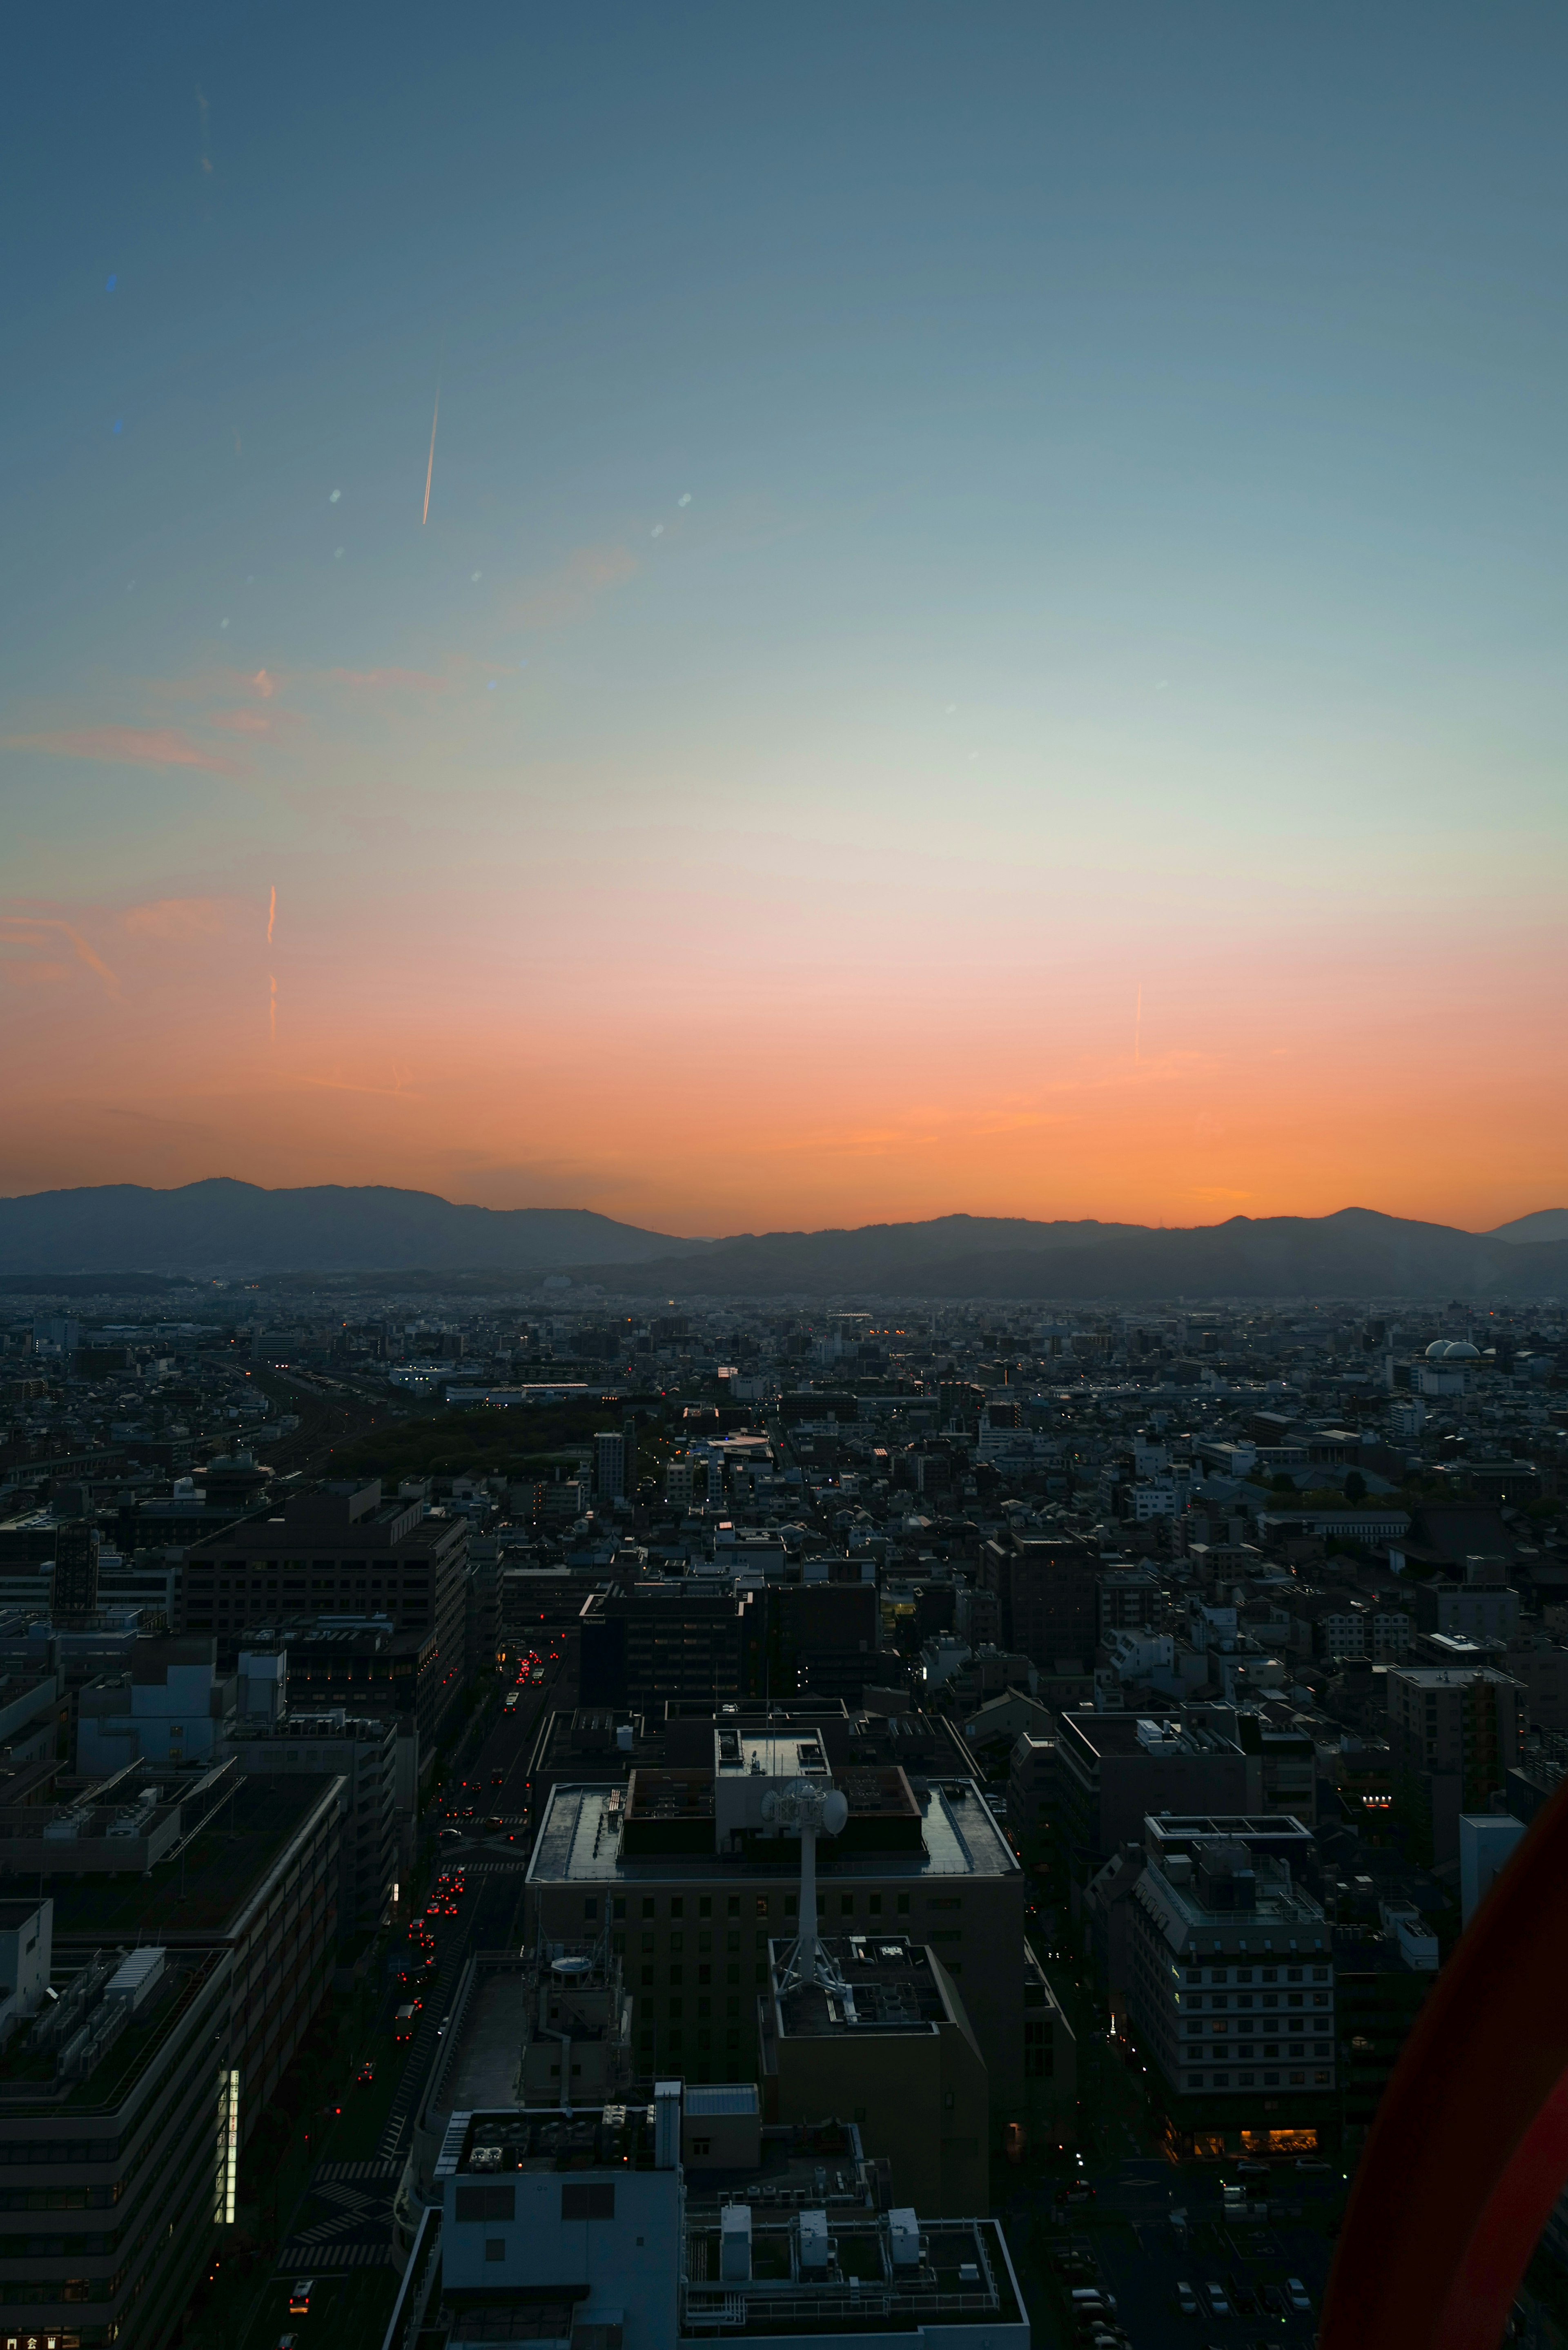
[0,1180,707,1276]
[579,1207,1568,1301]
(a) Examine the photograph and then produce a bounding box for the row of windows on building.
[583,1890,956,1923]
[1185,2067,1333,2090]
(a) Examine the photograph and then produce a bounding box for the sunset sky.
[4,2,1565,1238]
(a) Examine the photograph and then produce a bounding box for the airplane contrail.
[266,884,276,946]
[422,379,441,525]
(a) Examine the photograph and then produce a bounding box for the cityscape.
[0,1230,1564,2347]
[6,4,1568,2348]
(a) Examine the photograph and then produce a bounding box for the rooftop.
[0,1946,227,2117]
[769,1936,959,2041]
[1134,1852,1330,1956]
[39,1773,340,1939]
[528,1780,1016,1887]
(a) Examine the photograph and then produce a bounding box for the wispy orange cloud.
[327,667,452,692]
[122,898,226,940]
[0,916,120,996]
[511,544,637,628]
[207,708,286,736]
[4,726,244,777]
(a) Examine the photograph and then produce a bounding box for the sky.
[3,1,1565,1239]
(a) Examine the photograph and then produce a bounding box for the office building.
[525,1724,1024,2121]
[224,1700,399,1938]
[180,1479,468,1733]
[42,1759,341,2135]
[51,1521,100,1619]
[1055,1711,1263,1891]
[579,1589,759,1712]
[979,1533,1098,1671]
[760,1934,989,2214]
[75,1636,233,1774]
[1123,1819,1337,2160]
[388,2092,1029,2350]
[1333,1904,1438,2141]
[0,1932,236,2350]
[1385,1663,1525,1863]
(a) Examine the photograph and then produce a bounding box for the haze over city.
[5,4,1566,1236]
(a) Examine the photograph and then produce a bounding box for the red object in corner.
[1321,1771,1568,2350]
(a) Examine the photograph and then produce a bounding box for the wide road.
[437,1626,579,1841]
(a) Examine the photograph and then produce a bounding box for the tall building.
[1055,1711,1263,1889]
[1386,1662,1526,1862]
[50,1519,100,1618]
[39,1760,343,2138]
[224,1702,399,1938]
[184,1481,470,1749]
[180,1479,468,1689]
[579,1588,758,1711]
[525,1723,1025,2119]
[759,1933,990,2214]
[0,1926,236,2350]
[594,1430,627,1504]
[979,1533,1098,1670]
[1123,1820,1338,2160]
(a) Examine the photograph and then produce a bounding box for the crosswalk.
[312,2158,401,2183]
[276,2240,393,2272]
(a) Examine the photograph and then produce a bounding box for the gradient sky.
[4,2,1565,1237]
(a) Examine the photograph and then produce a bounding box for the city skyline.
[5,3,1566,1234]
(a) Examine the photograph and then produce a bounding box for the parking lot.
[1004,2157,1340,2350]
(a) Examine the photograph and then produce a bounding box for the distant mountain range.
[586,1206,1568,1301]
[0,1183,1566,1300]
[0,1180,707,1277]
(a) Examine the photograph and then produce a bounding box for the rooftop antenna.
[764,1778,849,1998]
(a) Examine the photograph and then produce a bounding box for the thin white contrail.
[422,380,441,525]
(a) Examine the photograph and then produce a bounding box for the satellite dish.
[822,1789,849,1838]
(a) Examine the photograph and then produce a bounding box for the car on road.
[1285,2278,1312,2314]
[1175,2282,1198,2316]
[394,2005,419,2042]
[358,2059,375,2085]
[1295,2157,1333,2172]
[1055,2183,1097,2205]
[277,2336,298,2348]
[288,2280,314,2315]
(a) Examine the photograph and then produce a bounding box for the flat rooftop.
[1134,1858,1330,1955]
[1058,1713,1244,1764]
[680,2214,1025,2339]
[40,1775,340,1939]
[529,1782,1017,1886]
[0,1947,226,2117]
[771,1936,957,2040]
[448,2103,661,2176]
